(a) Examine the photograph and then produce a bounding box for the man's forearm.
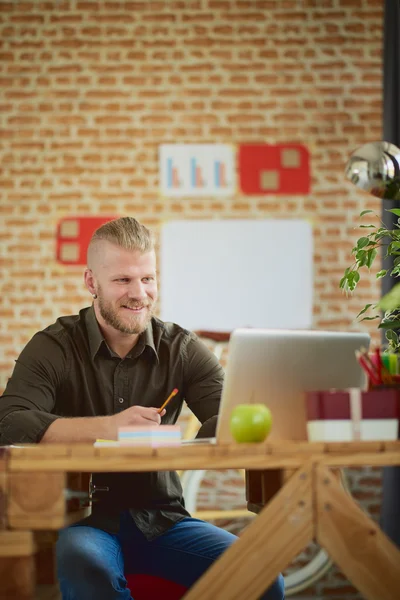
[41,415,116,443]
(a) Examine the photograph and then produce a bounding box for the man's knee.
[56,526,121,584]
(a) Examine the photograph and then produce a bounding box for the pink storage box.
[305,388,399,442]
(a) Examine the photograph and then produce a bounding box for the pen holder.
[305,388,400,442]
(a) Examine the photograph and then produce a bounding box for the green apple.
[230,403,272,443]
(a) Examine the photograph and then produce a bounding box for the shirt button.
[118,397,124,404]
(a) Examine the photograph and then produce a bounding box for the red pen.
[355,351,380,387]
[375,346,383,385]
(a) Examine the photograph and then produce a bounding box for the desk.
[1,441,400,600]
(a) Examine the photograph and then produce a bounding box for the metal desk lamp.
[345,141,400,200]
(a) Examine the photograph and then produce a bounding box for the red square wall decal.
[56,216,118,265]
[238,144,310,195]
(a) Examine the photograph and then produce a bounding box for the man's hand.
[41,406,168,444]
[112,405,167,433]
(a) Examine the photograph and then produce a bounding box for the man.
[0,217,284,599]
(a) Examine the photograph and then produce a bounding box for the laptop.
[184,328,370,444]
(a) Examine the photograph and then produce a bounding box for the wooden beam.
[0,531,36,600]
[0,447,9,530]
[7,472,66,530]
[184,462,314,600]
[245,470,264,504]
[0,556,35,600]
[316,464,400,600]
[35,532,58,586]
[6,441,400,473]
[0,531,36,557]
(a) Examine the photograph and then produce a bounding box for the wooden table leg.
[7,472,66,530]
[316,463,400,600]
[246,469,287,514]
[184,462,314,600]
[0,531,36,600]
[0,448,9,530]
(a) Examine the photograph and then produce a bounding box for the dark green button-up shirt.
[0,306,224,538]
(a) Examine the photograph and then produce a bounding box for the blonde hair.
[90,217,155,254]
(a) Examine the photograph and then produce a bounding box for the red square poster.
[56,216,118,265]
[238,144,310,195]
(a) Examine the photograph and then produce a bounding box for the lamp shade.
[345,141,400,200]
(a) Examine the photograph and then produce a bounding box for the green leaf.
[360,209,374,217]
[386,208,400,217]
[357,237,370,249]
[391,266,400,277]
[366,248,377,268]
[343,271,359,291]
[379,282,400,311]
[378,320,400,329]
[356,250,367,266]
[360,315,381,321]
[356,304,373,318]
[386,330,399,344]
[359,224,376,228]
[376,269,387,279]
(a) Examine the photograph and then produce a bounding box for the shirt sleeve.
[0,332,66,444]
[183,333,224,429]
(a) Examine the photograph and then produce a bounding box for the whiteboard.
[160,219,313,332]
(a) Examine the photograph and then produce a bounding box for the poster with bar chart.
[159,144,235,197]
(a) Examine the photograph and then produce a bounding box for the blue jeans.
[57,511,284,599]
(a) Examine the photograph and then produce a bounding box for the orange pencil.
[158,388,179,414]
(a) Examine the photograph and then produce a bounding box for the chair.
[125,573,187,600]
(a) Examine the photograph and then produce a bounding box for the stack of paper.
[118,425,181,447]
[94,439,119,447]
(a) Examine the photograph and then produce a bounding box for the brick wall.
[0,1,385,597]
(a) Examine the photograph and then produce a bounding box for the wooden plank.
[0,556,35,600]
[316,464,400,600]
[191,509,254,521]
[0,447,9,530]
[0,531,36,557]
[0,530,36,597]
[0,447,10,467]
[6,441,400,473]
[245,470,263,504]
[270,441,326,454]
[8,452,303,472]
[261,470,284,504]
[9,445,70,458]
[184,462,314,600]
[324,441,385,453]
[8,472,66,530]
[34,532,58,586]
[320,452,400,468]
[0,472,6,530]
[383,440,400,452]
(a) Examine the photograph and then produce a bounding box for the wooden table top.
[2,440,399,472]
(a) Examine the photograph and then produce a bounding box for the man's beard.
[98,294,154,335]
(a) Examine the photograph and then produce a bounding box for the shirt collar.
[85,305,159,362]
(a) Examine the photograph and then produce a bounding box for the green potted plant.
[341,141,400,351]
[340,207,400,351]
